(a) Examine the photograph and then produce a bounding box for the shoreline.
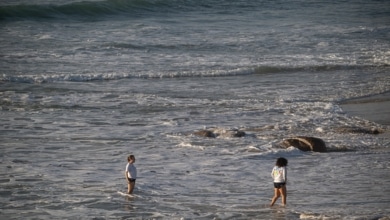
[339,92,390,127]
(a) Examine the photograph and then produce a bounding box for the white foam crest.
[37,34,52,40]
[372,50,390,65]
[1,68,254,83]
[246,145,262,153]
[176,142,206,151]
[299,212,341,219]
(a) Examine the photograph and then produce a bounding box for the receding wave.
[0,0,207,21]
[1,64,382,84]
[253,64,376,75]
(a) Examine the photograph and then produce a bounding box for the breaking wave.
[1,0,234,20]
[1,64,382,84]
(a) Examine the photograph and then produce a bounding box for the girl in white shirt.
[270,157,288,206]
[125,155,137,194]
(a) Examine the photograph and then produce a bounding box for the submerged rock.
[193,130,216,138]
[335,126,382,135]
[193,128,246,138]
[217,129,246,138]
[280,136,327,152]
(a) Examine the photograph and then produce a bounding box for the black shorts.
[127,178,136,183]
[274,182,286,188]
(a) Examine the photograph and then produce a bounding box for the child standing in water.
[125,155,137,194]
[270,157,288,206]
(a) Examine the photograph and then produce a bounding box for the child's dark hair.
[128,155,135,162]
[275,157,288,167]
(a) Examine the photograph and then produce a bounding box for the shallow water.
[1,73,389,219]
[1,0,390,219]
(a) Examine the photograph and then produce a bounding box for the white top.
[126,163,137,179]
[271,166,287,183]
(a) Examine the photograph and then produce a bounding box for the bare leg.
[129,182,135,194]
[280,185,287,206]
[270,188,280,206]
[127,182,131,194]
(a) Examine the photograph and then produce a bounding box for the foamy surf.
[117,191,135,198]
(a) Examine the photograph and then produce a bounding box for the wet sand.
[339,92,390,126]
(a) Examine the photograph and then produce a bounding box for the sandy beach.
[339,92,390,126]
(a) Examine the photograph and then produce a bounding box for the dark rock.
[193,130,216,138]
[213,128,246,138]
[281,136,327,152]
[230,130,246,137]
[335,126,382,135]
[193,128,246,138]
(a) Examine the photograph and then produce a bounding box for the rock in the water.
[281,136,327,152]
[335,126,382,135]
[234,130,246,137]
[193,130,216,138]
[193,128,246,138]
[218,129,246,138]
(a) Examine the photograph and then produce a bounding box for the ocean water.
[0,0,389,219]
